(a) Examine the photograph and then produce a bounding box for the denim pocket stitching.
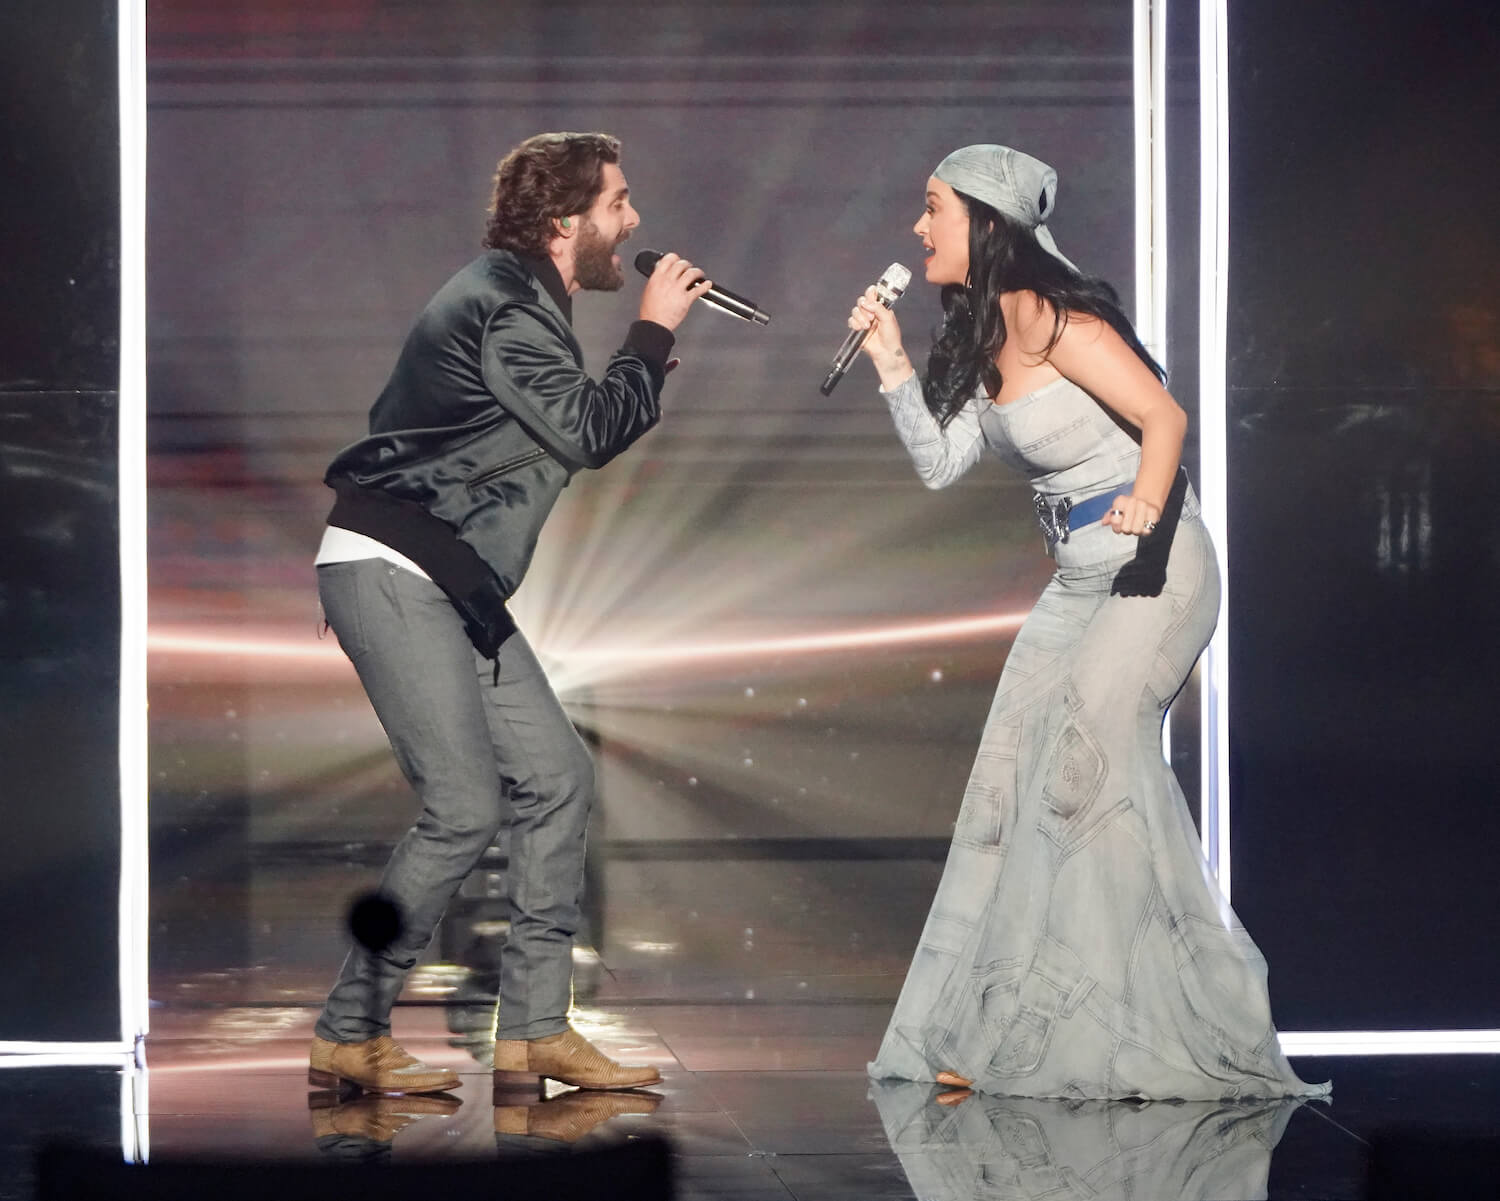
[317,562,370,660]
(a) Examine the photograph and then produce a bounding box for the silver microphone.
[819,263,912,396]
[633,248,770,325]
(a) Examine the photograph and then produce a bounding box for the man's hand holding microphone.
[636,251,713,331]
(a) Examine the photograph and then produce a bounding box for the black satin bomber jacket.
[323,250,674,658]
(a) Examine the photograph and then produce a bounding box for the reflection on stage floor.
[4,842,1498,1201]
[4,1012,1498,1199]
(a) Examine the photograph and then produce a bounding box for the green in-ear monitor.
[560,217,570,229]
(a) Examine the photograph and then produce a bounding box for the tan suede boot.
[309,1035,460,1095]
[493,1090,661,1143]
[309,1093,462,1141]
[493,1027,661,1091]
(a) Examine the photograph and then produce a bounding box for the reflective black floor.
[16,778,1500,1201]
[7,844,1500,1201]
[10,844,1500,1199]
[3,1029,1499,1200]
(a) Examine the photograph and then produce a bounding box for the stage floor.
[6,849,1498,1198]
[3,1005,1498,1200]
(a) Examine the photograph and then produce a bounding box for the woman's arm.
[850,287,985,488]
[1021,297,1187,535]
[881,374,986,489]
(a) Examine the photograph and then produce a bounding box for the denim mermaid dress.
[868,374,1326,1100]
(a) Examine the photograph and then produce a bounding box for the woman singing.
[854,144,1325,1100]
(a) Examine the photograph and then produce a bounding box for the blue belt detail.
[1033,489,1120,544]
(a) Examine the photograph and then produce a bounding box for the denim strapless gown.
[868,376,1327,1100]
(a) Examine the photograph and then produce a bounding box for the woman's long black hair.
[924,189,1164,427]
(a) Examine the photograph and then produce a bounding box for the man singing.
[308,132,709,1096]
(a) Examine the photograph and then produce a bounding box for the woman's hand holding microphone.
[849,288,915,391]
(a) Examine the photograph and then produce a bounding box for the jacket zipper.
[467,447,547,489]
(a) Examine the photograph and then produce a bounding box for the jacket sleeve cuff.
[621,320,676,376]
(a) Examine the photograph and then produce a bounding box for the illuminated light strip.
[148,1055,314,1073]
[0,1044,136,1063]
[1133,0,1153,349]
[149,632,347,660]
[1279,1031,1500,1057]
[131,1033,1500,1063]
[1132,0,1168,366]
[148,611,1031,668]
[1133,0,1171,764]
[1150,0,1169,372]
[1198,0,1232,896]
[118,0,151,1059]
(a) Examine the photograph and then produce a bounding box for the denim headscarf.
[932,144,1078,272]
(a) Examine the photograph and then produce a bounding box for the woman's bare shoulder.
[1001,290,1064,355]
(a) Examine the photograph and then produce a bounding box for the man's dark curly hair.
[482,132,621,257]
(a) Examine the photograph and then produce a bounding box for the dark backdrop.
[0,0,123,1041]
[1226,0,1500,1029]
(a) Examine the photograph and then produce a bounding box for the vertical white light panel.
[1133,0,1169,368]
[1134,0,1173,765]
[118,0,151,1056]
[1197,0,1232,896]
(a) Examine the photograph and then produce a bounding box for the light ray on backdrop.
[507,397,950,669]
[149,607,1027,683]
[547,100,844,652]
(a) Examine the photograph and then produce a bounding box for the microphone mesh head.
[876,263,912,301]
[633,249,664,276]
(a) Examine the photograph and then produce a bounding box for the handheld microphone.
[634,249,770,326]
[819,263,912,396]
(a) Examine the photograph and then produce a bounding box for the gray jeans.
[314,559,592,1043]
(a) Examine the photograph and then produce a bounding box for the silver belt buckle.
[1034,494,1073,546]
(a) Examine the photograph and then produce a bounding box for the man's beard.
[573,218,625,291]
